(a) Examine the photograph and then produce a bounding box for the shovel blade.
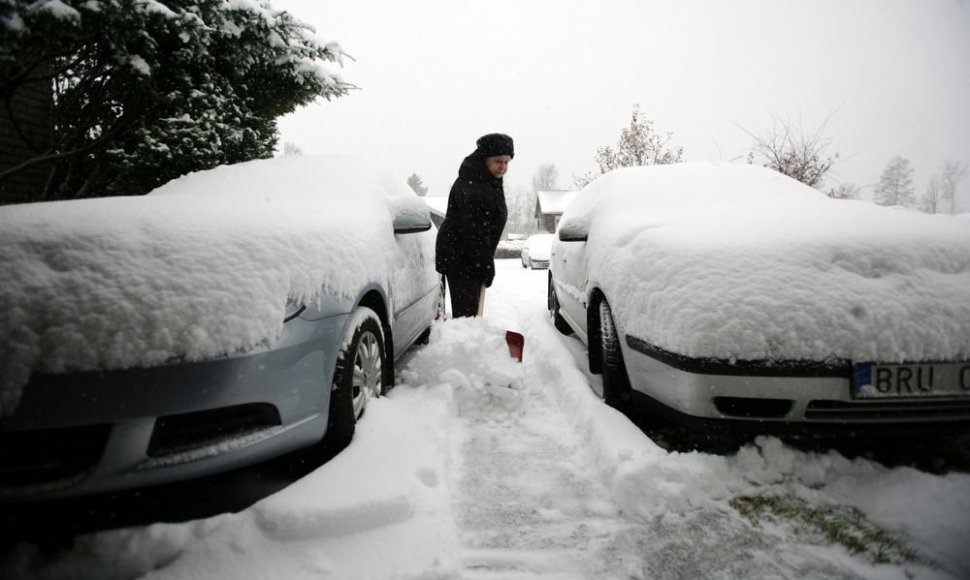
[505,330,525,362]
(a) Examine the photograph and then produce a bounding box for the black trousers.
[447,277,482,318]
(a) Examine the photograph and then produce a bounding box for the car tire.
[548,274,574,335]
[599,300,632,411]
[323,306,387,451]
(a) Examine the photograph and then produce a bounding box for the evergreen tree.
[873,156,915,207]
[0,0,351,201]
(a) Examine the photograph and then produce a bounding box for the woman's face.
[485,155,511,179]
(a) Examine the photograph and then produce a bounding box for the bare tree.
[571,171,597,189]
[827,182,861,200]
[406,173,428,197]
[920,175,944,214]
[532,163,559,192]
[743,116,840,189]
[283,142,304,156]
[594,104,684,173]
[938,161,967,214]
[503,186,538,236]
[873,156,915,207]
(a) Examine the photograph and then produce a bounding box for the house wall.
[1,78,54,204]
[539,213,561,232]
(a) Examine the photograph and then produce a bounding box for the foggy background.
[272,0,970,211]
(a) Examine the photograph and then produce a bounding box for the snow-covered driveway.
[4,260,969,580]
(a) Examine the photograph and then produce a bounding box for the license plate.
[852,362,970,399]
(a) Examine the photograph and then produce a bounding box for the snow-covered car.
[548,163,970,434]
[520,233,555,269]
[0,156,442,502]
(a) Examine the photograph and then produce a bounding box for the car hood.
[567,164,970,364]
[0,156,434,415]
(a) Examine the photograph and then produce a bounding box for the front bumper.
[0,313,348,504]
[622,335,970,426]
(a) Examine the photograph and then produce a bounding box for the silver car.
[548,163,970,435]
[0,156,442,503]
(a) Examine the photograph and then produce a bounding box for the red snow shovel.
[477,284,525,362]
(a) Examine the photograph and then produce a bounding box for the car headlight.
[284,298,306,322]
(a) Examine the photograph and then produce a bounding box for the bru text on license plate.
[853,362,970,398]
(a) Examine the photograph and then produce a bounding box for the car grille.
[0,424,111,488]
[147,403,282,458]
[806,399,970,422]
[714,397,793,419]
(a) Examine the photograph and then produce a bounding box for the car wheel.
[419,280,446,344]
[599,300,632,411]
[548,273,574,335]
[324,306,387,450]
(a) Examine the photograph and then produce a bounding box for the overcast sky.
[272,0,970,210]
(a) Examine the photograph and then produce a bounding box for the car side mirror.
[393,213,433,234]
[557,224,588,242]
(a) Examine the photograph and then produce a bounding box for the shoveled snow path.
[456,265,656,578]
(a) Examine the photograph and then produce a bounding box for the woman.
[435,133,513,317]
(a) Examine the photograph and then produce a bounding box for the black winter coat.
[435,153,508,287]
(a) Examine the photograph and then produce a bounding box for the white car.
[520,233,555,269]
[548,163,970,436]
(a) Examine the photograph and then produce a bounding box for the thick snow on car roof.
[559,162,970,364]
[0,155,434,414]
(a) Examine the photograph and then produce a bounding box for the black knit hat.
[475,133,514,158]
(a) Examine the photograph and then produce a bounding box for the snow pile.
[2,388,462,580]
[558,163,970,363]
[530,318,741,517]
[525,291,970,576]
[0,155,435,415]
[400,318,526,418]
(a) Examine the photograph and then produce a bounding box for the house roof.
[536,190,579,215]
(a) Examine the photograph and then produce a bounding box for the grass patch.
[731,494,924,566]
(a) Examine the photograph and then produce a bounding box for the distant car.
[520,233,555,269]
[548,163,970,436]
[0,156,442,503]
